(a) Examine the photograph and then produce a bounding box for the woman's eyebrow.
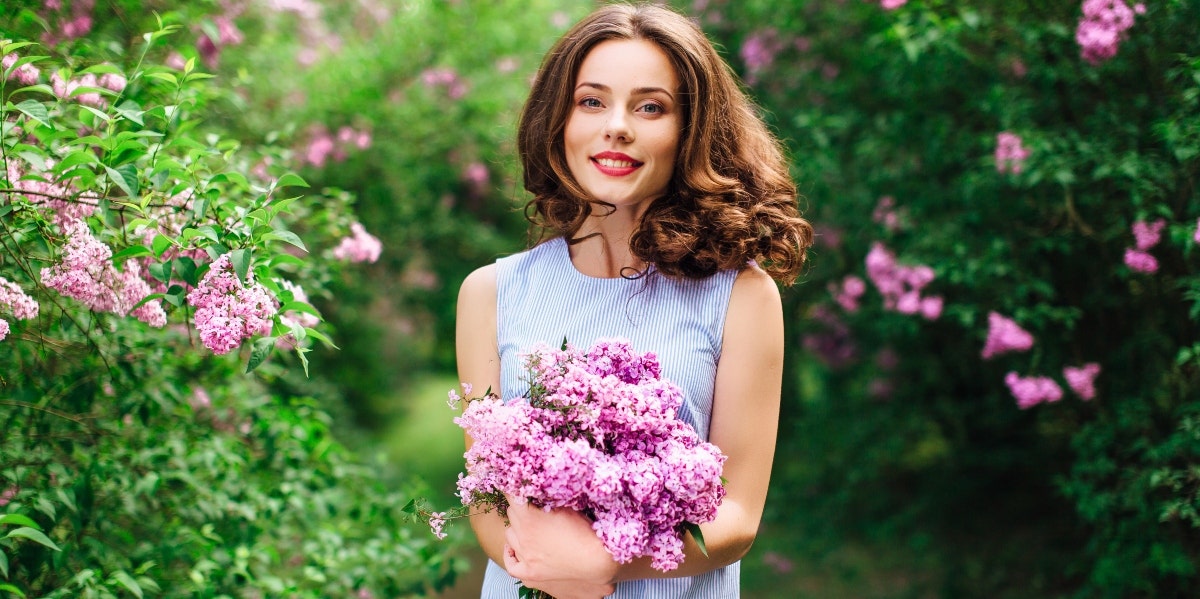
[576,82,675,100]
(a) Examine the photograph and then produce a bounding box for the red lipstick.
[591,151,642,176]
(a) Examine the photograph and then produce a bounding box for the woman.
[455,3,813,597]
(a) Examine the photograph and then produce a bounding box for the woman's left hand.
[501,498,619,593]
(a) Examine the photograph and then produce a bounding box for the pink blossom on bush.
[1131,218,1166,250]
[428,511,448,540]
[3,53,40,86]
[740,29,783,82]
[872,196,904,231]
[864,242,940,319]
[920,295,944,320]
[1063,363,1101,400]
[40,220,167,327]
[1123,248,1158,273]
[814,224,843,249]
[50,71,106,108]
[831,275,866,312]
[1005,372,1064,409]
[421,67,467,99]
[1194,218,1200,244]
[981,311,1034,359]
[1076,0,1139,65]
[995,132,1031,174]
[331,223,382,263]
[6,158,99,225]
[0,318,8,341]
[186,253,278,354]
[97,71,127,92]
[762,551,795,574]
[0,277,40,321]
[880,0,909,9]
[803,305,857,368]
[0,486,16,507]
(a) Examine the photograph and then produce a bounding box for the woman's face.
[563,39,682,214]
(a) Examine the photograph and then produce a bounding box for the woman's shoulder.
[458,263,497,307]
[728,262,781,313]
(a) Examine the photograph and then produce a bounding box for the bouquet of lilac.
[453,338,727,572]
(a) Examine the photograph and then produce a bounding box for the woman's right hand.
[501,499,617,598]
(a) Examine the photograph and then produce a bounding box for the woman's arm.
[610,264,784,580]
[454,264,508,564]
[501,265,785,584]
[456,264,617,598]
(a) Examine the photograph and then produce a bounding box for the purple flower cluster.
[981,311,1034,360]
[40,220,167,327]
[0,276,39,342]
[1063,363,1101,401]
[5,159,99,226]
[995,132,1031,174]
[1124,218,1165,274]
[186,254,277,354]
[865,242,943,320]
[331,222,382,263]
[455,338,727,572]
[1005,372,1063,410]
[2,53,40,86]
[421,68,468,100]
[1075,0,1145,65]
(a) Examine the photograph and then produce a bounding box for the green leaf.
[230,248,251,286]
[110,571,143,599]
[129,293,166,312]
[274,172,309,189]
[0,549,8,579]
[111,244,152,264]
[0,582,25,597]
[246,336,275,373]
[12,99,49,126]
[263,230,307,252]
[147,261,173,284]
[400,499,417,515]
[5,527,61,551]
[684,522,708,557]
[151,234,174,258]
[278,301,321,318]
[0,515,39,529]
[174,256,198,287]
[104,164,139,199]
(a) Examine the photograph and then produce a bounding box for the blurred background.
[2,0,1198,597]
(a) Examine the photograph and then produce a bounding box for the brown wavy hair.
[517,2,813,284]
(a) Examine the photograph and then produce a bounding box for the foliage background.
[3,0,1198,598]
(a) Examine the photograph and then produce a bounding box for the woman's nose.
[603,110,634,143]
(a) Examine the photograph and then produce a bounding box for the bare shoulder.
[729,263,782,315]
[458,263,498,309]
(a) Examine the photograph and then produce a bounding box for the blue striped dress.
[480,236,740,598]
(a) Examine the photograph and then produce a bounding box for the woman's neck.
[568,210,647,279]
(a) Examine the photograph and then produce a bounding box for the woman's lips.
[591,153,642,176]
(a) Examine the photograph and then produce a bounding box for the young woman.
[455,3,813,597]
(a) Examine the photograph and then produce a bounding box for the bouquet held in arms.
[451,337,727,573]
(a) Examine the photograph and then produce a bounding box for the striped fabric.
[479,236,740,598]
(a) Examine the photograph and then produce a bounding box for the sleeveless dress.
[480,236,740,599]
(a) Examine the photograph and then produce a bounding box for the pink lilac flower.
[1123,248,1158,273]
[331,223,382,263]
[40,220,167,327]
[740,29,782,80]
[50,71,106,108]
[2,53,40,86]
[1076,0,1140,65]
[455,339,725,572]
[186,253,277,354]
[995,132,1031,174]
[421,68,467,99]
[864,242,943,320]
[40,0,94,45]
[97,71,127,92]
[0,277,40,321]
[872,196,903,231]
[463,162,489,195]
[1131,219,1166,249]
[830,275,866,313]
[1194,218,1200,244]
[0,486,16,507]
[1005,372,1063,409]
[1063,363,1101,400]
[881,0,908,9]
[190,387,212,411]
[0,318,8,341]
[981,311,1034,359]
[428,511,448,539]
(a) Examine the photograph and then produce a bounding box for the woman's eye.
[579,97,603,109]
[639,102,665,115]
